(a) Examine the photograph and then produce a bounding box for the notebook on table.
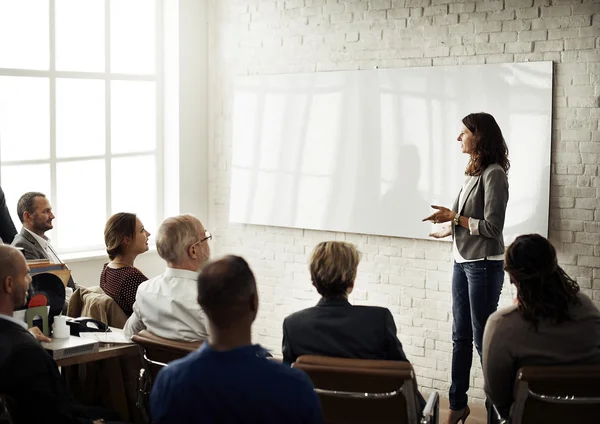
[42,336,100,360]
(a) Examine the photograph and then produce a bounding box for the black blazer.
[0,186,16,244]
[282,297,409,364]
[0,318,78,424]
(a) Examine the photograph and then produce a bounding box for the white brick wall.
[209,0,600,402]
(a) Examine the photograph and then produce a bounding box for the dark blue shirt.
[150,343,323,424]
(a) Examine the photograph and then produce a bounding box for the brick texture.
[209,0,600,403]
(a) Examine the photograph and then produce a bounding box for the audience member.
[100,213,150,316]
[150,255,322,424]
[124,214,211,341]
[0,185,17,244]
[483,234,600,419]
[283,241,409,362]
[11,192,75,291]
[282,241,425,410]
[0,245,120,424]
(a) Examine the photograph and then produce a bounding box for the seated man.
[11,192,75,291]
[483,234,600,419]
[0,245,117,424]
[282,241,425,409]
[0,185,17,244]
[150,256,322,424]
[124,214,211,341]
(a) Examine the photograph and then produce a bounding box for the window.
[0,0,163,254]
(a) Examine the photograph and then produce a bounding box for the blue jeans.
[449,260,504,411]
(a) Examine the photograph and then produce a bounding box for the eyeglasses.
[200,230,212,243]
[191,230,212,248]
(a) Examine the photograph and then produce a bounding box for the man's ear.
[1,275,13,296]
[188,244,197,260]
[249,292,258,316]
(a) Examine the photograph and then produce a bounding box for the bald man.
[150,256,323,424]
[0,246,118,424]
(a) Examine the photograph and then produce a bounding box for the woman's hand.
[422,205,456,224]
[429,225,452,239]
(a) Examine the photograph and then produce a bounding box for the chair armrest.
[492,403,507,424]
[420,392,440,424]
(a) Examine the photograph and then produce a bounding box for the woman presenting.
[422,112,510,424]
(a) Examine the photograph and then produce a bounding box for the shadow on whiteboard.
[229,62,552,243]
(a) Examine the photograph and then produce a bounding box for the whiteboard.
[229,62,552,243]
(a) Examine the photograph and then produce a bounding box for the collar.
[164,267,200,280]
[316,297,351,307]
[0,313,28,330]
[24,227,50,249]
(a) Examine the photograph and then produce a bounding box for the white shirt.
[0,313,28,329]
[453,177,504,263]
[24,227,62,264]
[124,267,208,342]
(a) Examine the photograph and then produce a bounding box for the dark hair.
[463,112,510,176]
[504,234,580,329]
[16,192,46,224]
[104,213,137,260]
[197,255,257,328]
[310,241,360,298]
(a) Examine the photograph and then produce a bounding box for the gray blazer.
[452,164,508,260]
[12,228,76,289]
[12,228,49,261]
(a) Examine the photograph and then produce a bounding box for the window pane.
[110,0,155,74]
[111,81,156,153]
[0,76,50,161]
[56,160,105,251]
[1,164,52,235]
[111,155,156,235]
[56,78,105,158]
[0,0,49,70]
[55,0,104,72]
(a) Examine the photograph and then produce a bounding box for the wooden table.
[56,343,139,367]
[58,342,142,422]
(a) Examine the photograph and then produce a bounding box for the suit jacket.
[282,297,408,364]
[12,228,75,290]
[11,228,49,261]
[452,164,509,260]
[0,186,17,245]
[0,317,78,423]
[283,297,426,411]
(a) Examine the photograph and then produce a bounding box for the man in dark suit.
[0,185,17,244]
[0,244,78,423]
[11,192,75,290]
[282,241,426,410]
[0,245,120,424]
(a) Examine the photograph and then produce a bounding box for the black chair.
[131,330,202,423]
[293,355,439,424]
[493,365,600,424]
[30,273,66,327]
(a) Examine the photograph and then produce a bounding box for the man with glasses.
[124,214,212,342]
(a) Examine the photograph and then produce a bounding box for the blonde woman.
[282,241,425,409]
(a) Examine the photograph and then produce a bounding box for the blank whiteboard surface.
[230,62,552,243]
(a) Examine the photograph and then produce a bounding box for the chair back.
[131,330,202,421]
[293,355,421,424]
[132,329,202,381]
[510,365,600,424]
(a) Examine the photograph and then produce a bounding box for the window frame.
[0,0,165,254]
